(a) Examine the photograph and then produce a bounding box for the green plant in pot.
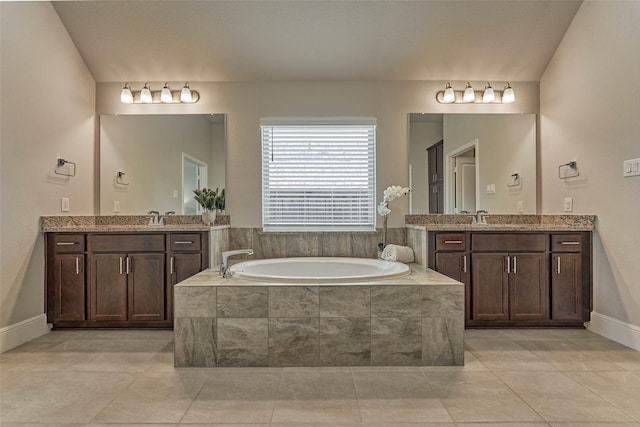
[193,187,221,225]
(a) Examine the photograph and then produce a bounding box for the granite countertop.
[405,214,596,231]
[40,215,230,233]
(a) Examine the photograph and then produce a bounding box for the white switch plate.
[173,190,179,199]
[486,184,496,194]
[114,201,120,213]
[564,197,573,212]
[516,201,523,213]
[623,158,640,177]
[61,197,70,212]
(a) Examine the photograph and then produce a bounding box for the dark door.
[435,252,470,320]
[53,254,85,321]
[551,253,582,320]
[509,253,549,321]
[128,253,165,321]
[89,254,127,321]
[472,253,509,320]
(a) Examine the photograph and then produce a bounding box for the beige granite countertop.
[405,214,596,231]
[40,215,230,233]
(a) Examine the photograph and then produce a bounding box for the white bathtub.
[228,257,410,283]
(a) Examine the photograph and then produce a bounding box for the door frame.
[181,153,208,214]
[445,139,479,214]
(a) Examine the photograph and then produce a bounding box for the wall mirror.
[408,113,537,214]
[99,114,226,215]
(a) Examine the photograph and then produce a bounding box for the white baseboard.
[587,311,640,351]
[0,314,51,353]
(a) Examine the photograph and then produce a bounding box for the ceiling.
[53,0,582,83]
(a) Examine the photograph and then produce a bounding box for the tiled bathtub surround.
[174,267,464,367]
[228,227,406,260]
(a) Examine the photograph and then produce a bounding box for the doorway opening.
[182,153,208,214]
[446,139,479,214]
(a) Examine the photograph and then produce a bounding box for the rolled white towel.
[381,244,414,263]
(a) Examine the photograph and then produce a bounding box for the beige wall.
[444,114,537,214]
[540,1,640,328]
[0,2,95,328]
[97,81,539,228]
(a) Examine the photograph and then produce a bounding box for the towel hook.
[55,158,76,177]
[115,171,129,185]
[558,161,579,179]
[506,173,520,187]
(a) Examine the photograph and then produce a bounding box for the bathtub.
[228,256,410,283]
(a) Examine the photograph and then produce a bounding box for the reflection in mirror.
[99,114,225,215]
[409,113,536,214]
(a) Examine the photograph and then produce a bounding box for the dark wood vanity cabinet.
[45,231,209,328]
[429,231,592,327]
[427,140,444,214]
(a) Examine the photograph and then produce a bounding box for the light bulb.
[160,83,172,103]
[463,82,475,103]
[443,82,455,103]
[180,83,192,103]
[140,83,152,103]
[120,83,133,104]
[482,83,495,103]
[502,83,515,103]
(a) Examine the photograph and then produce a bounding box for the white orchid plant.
[377,185,410,250]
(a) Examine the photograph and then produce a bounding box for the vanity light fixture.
[120,83,133,104]
[442,83,455,103]
[160,83,173,103]
[502,82,515,103]
[436,82,515,104]
[463,82,476,103]
[118,82,200,104]
[140,83,153,103]
[482,83,495,103]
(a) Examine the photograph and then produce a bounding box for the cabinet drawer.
[435,233,466,251]
[53,234,85,253]
[170,233,202,252]
[472,233,546,252]
[89,234,165,252]
[552,234,583,252]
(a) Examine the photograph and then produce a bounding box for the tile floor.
[1,328,640,426]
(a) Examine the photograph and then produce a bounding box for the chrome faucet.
[147,210,160,224]
[474,210,489,225]
[220,249,254,278]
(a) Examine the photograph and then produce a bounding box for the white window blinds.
[261,124,376,232]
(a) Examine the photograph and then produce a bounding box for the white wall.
[97,81,539,228]
[409,120,443,213]
[540,1,640,339]
[0,3,95,331]
[99,115,222,215]
[444,114,537,214]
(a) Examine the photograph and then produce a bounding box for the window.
[261,122,376,232]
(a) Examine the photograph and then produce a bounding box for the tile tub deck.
[174,264,464,367]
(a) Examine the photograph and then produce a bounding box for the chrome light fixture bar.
[436,82,516,104]
[119,82,200,104]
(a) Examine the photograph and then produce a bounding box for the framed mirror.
[99,114,226,215]
[409,113,536,214]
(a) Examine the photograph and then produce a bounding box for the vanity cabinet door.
[435,252,470,321]
[471,253,509,321]
[551,253,582,320]
[53,254,86,321]
[128,253,165,321]
[89,254,128,321]
[509,253,549,321]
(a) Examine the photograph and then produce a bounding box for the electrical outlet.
[564,197,573,212]
[623,158,640,177]
[486,184,496,194]
[114,201,120,213]
[61,197,70,212]
[516,201,523,213]
[173,190,179,199]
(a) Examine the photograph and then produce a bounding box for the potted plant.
[377,185,410,252]
[193,187,219,225]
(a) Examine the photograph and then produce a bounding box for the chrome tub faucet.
[220,249,254,278]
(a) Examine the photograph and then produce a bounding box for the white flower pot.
[202,211,217,226]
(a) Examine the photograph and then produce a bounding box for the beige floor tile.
[0,423,87,427]
[0,341,63,368]
[0,371,135,423]
[91,371,208,424]
[546,328,607,340]
[420,350,488,372]
[353,371,453,423]
[271,371,361,423]
[570,340,640,371]
[549,423,640,426]
[363,424,456,427]
[88,424,178,426]
[31,329,88,342]
[497,371,635,422]
[516,339,627,371]
[455,424,551,427]
[565,371,640,420]
[180,371,280,423]
[73,329,174,341]
[463,329,511,340]
[422,371,543,423]
[498,329,566,341]
[465,339,556,371]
